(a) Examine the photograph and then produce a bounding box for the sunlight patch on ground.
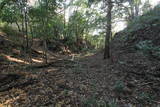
[37,50,43,54]
[1,96,20,106]
[47,68,59,72]
[32,58,43,63]
[0,104,12,107]
[79,52,95,58]
[0,32,6,37]
[4,55,29,64]
[0,32,10,41]
[0,89,26,107]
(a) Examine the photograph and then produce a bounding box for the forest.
[0,0,160,106]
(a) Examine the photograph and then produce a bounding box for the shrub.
[82,97,118,107]
[138,92,154,103]
[1,25,20,37]
[125,4,160,33]
[113,80,125,93]
[136,40,160,58]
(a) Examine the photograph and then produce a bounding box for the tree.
[142,0,151,13]
[28,0,64,63]
[0,0,21,31]
[104,0,113,59]
[88,0,130,59]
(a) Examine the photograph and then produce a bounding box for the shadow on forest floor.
[1,26,160,106]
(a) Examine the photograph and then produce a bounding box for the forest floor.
[0,29,160,107]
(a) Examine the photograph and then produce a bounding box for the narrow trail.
[0,29,160,106]
[1,44,160,106]
[0,51,120,107]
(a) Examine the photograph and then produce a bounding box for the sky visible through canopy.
[114,0,160,31]
[28,0,160,32]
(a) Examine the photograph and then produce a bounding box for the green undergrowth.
[124,4,160,34]
[136,40,160,58]
[0,25,24,45]
[82,80,118,107]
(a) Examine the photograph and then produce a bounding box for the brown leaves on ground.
[0,50,160,106]
[0,24,160,106]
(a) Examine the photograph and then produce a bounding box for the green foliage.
[82,97,118,107]
[28,0,64,40]
[126,4,160,32]
[87,0,101,6]
[142,0,151,13]
[82,95,97,107]
[136,40,160,57]
[66,11,88,40]
[0,25,24,45]
[73,62,83,73]
[0,0,107,51]
[86,34,105,49]
[107,100,118,107]
[113,80,125,93]
[1,25,18,36]
[138,92,154,103]
[0,5,20,24]
[82,79,119,107]
[0,21,5,27]
[136,40,152,51]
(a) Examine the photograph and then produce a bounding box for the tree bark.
[104,0,113,59]
[135,3,139,17]
[24,2,29,49]
[15,21,21,32]
[63,0,66,39]
[43,0,49,64]
[43,40,48,64]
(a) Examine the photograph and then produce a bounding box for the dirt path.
[0,50,160,107]
[0,52,118,107]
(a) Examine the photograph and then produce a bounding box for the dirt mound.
[108,15,160,105]
[126,24,160,46]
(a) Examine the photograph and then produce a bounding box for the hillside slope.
[0,5,160,107]
[108,5,160,105]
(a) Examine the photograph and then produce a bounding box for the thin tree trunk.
[22,12,25,46]
[29,25,34,47]
[135,4,139,17]
[15,21,21,32]
[43,40,48,64]
[24,7,29,49]
[63,0,66,39]
[104,0,112,59]
[28,24,34,64]
[128,0,134,20]
[20,4,25,56]
[43,0,48,64]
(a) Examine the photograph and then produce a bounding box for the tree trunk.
[24,6,29,49]
[43,40,48,64]
[43,0,48,64]
[20,3,25,56]
[135,3,139,17]
[104,0,112,59]
[21,11,25,45]
[28,25,33,64]
[15,21,21,32]
[63,0,66,39]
